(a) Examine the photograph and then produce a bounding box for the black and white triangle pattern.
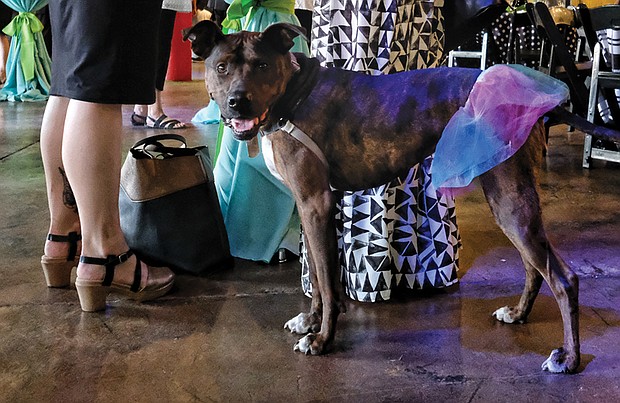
[301,1,459,303]
[311,0,445,75]
[301,156,460,302]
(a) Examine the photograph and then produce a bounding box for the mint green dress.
[196,0,310,262]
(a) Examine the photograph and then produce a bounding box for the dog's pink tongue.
[231,117,258,132]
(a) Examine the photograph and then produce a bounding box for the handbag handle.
[132,133,187,149]
[130,134,204,159]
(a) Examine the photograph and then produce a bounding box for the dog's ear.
[259,23,307,54]
[182,20,225,60]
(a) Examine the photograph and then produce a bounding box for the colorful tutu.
[432,64,569,189]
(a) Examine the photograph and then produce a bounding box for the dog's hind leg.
[492,259,543,324]
[479,122,580,373]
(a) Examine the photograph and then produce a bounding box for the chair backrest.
[577,4,620,124]
[576,4,620,55]
[527,2,589,116]
[447,31,489,69]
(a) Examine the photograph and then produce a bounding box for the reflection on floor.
[1,70,619,401]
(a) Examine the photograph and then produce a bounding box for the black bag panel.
[120,183,232,275]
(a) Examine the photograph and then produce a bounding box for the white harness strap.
[260,121,329,184]
[261,121,336,190]
[280,121,330,170]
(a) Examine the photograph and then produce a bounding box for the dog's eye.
[216,63,227,74]
[258,62,268,70]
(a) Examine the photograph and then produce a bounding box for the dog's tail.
[547,106,620,142]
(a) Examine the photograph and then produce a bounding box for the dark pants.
[295,9,312,45]
[156,9,177,91]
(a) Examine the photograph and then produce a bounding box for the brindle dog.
[183,21,620,373]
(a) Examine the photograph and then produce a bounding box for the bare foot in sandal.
[147,114,187,129]
[133,89,188,129]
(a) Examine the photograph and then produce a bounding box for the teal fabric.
[191,101,221,125]
[194,3,309,262]
[0,0,51,102]
[214,130,301,262]
[230,6,309,51]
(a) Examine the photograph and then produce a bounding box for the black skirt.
[48,0,163,104]
[0,2,13,31]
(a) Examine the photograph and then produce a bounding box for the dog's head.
[183,21,306,141]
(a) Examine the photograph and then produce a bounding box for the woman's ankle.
[76,253,144,286]
[134,105,148,116]
[44,226,81,257]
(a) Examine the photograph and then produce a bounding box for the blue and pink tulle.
[431,64,569,191]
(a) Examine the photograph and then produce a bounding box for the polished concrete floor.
[1,66,620,402]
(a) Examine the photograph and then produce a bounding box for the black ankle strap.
[80,251,134,287]
[47,232,81,261]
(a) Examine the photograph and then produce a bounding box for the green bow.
[2,12,44,82]
[221,0,295,33]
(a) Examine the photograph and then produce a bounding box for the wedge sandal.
[41,232,81,288]
[75,251,175,312]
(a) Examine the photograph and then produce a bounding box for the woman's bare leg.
[41,98,173,308]
[61,100,144,287]
[40,95,81,259]
[0,34,8,83]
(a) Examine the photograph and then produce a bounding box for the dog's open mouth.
[224,110,269,140]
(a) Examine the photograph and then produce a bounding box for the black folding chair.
[576,4,620,168]
[526,2,592,143]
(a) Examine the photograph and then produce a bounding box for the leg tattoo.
[58,167,78,214]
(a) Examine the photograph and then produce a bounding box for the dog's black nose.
[228,92,250,111]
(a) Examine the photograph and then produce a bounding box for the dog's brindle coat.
[184,21,588,373]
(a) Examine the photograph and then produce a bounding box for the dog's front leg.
[292,190,345,354]
[270,133,346,355]
[284,247,322,334]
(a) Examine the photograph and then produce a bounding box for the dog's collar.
[258,54,328,171]
[263,53,321,132]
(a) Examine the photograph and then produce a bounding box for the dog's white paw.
[284,313,308,334]
[284,312,320,334]
[492,306,523,324]
[294,334,314,355]
[541,348,574,373]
